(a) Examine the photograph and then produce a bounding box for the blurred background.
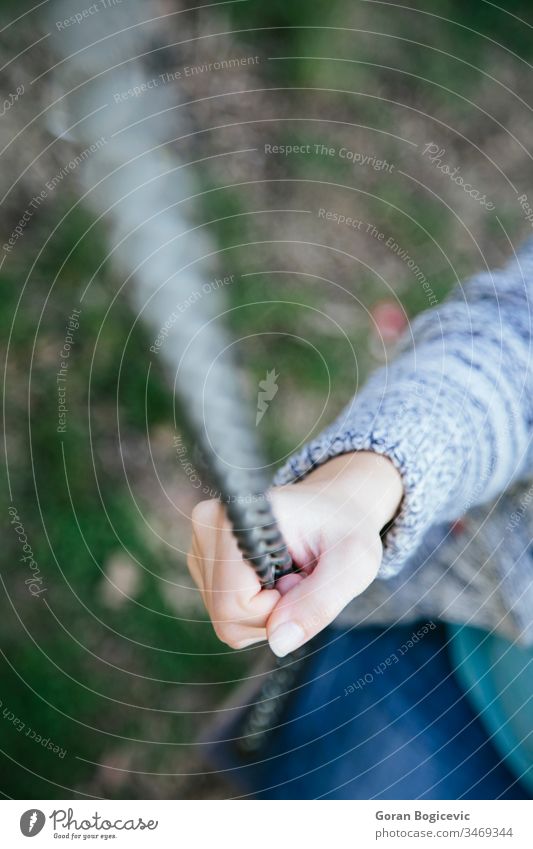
[1,0,532,798]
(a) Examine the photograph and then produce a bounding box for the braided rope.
[47,0,303,755]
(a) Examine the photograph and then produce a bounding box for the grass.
[2,203,245,798]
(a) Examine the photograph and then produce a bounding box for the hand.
[187,452,403,657]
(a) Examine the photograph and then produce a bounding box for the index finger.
[209,516,280,627]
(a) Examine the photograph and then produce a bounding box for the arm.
[188,241,533,654]
[275,239,533,578]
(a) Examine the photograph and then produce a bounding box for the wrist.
[302,451,403,531]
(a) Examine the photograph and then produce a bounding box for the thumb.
[266,532,381,657]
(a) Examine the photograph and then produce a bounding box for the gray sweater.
[275,240,533,647]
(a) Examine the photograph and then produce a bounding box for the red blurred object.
[451,518,467,536]
[371,301,408,344]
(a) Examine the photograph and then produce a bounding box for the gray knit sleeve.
[274,240,533,579]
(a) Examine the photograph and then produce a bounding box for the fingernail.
[269,622,305,657]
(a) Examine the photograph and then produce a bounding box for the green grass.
[1,203,245,798]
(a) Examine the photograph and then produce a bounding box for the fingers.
[188,498,280,649]
[186,535,206,606]
[210,624,269,650]
[266,532,382,657]
[187,493,381,655]
[209,539,280,647]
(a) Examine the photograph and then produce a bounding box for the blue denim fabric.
[205,623,531,799]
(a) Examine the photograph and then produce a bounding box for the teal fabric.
[448,625,533,794]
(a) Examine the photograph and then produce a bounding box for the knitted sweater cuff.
[273,373,463,579]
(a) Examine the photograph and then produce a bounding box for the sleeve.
[274,239,533,579]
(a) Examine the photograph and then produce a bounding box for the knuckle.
[213,622,243,649]
[299,601,336,636]
[191,499,218,528]
[211,589,238,618]
[226,636,247,650]
[186,551,202,581]
[233,636,262,650]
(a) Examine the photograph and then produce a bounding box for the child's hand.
[187,452,403,657]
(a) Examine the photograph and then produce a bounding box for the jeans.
[205,623,530,799]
